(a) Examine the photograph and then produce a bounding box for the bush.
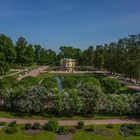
[68,127,76,133]
[62,77,79,89]
[32,122,40,129]
[9,121,17,127]
[0,122,6,126]
[76,121,84,129]
[106,124,113,129]
[18,76,39,87]
[5,126,17,134]
[0,77,16,89]
[24,123,32,130]
[88,125,95,131]
[82,77,101,87]
[57,126,68,135]
[41,77,57,89]
[101,77,121,94]
[119,125,130,137]
[43,120,58,131]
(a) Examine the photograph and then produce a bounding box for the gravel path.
[17,66,48,81]
[0,118,139,125]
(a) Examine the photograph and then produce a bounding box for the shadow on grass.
[0,108,140,120]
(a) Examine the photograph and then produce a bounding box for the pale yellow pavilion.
[60,58,76,72]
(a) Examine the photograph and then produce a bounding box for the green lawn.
[0,125,56,140]
[0,111,128,120]
[71,125,140,140]
[0,125,140,140]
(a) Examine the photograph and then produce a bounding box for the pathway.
[17,66,48,81]
[92,70,140,92]
[0,70,25,80]
[0,117,139,125]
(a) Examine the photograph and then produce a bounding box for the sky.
[0,0,140,51]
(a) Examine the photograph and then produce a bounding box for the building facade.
[60,58,76,72]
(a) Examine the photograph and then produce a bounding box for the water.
[55,77,63,91]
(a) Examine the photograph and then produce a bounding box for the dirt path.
[0,117,139,125]
[17,66,48,81]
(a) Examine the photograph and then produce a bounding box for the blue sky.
[0,0,140,51]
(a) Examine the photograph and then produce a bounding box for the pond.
[55,76,83,91]
[55,77,64,91]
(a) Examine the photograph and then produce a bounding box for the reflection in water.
[55,77,64,91]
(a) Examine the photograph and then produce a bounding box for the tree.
[16,37,27,67]
[25,44,35,65]
[133,93,140,113]
[0,34,16,75]
[34,44,42,64]
[105,94,134,114]
[46,49,57,65]
[101,78,121,94]
[57,46,82,65]
[78,83,105,114]
[67,89,83,114]
[82,46,94,66]
[3,86,50,113]
[53,89,83,115]
[93,45,104,69]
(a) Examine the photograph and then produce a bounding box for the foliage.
[0,121,6,126]
[119,125,131,137]
[2,82,140,116]
[9,121,17,127]
[119,124,140,137]
[133,93,140,113]
[1,33,140,84]
[44,120,58,132]
[101,78,121,94]
[82,77,101,86]
[3,86,50,113]
[106,124,113,129]
[41,77,57,89]
[17,76,39,87]
[5,126,17,134]
[24,123,32,130]
[105,94,134,115]
[87,125,95,131]
[62,77,79,89]
[79,83,105,114]
[53,89,83,114]
[5,121,17,134]
[0,77,17,89]
[56,126,68,135]
[32,122,41,129]
[0,34,16,75]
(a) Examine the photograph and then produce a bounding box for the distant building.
[60,58,76,72]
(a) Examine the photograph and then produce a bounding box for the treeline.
[0,34,140,82]
[0,34,57,75]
